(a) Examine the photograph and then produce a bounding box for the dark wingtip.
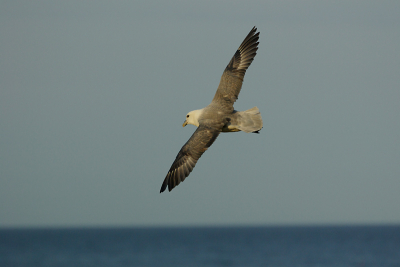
[250,26,258,37]
[160,179,168,193]
[252,127,263,134]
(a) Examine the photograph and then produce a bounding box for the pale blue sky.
[1,1,399,227]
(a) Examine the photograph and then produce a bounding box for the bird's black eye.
[186,115,189,118]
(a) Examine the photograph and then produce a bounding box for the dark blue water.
[1,226,399,267]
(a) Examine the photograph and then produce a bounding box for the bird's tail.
[237,106,263,133]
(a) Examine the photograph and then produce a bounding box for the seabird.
[160,27,262,193]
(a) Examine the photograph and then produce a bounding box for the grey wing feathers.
[160,125,220,193]
[212,27,259,110]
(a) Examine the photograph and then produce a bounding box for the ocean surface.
[1,225,399,267]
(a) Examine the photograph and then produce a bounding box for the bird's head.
[182,109,203,127]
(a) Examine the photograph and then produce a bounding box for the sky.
[1,1,399,228]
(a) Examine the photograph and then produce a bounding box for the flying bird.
[160,27,262,193]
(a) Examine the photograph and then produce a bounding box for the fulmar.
[160,27,262,193]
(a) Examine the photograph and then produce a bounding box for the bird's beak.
[182,120,188,127]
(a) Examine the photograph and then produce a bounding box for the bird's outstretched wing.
[160,124,221,193]
[211,27,259,112]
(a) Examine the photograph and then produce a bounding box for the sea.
[1,225,399,267]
